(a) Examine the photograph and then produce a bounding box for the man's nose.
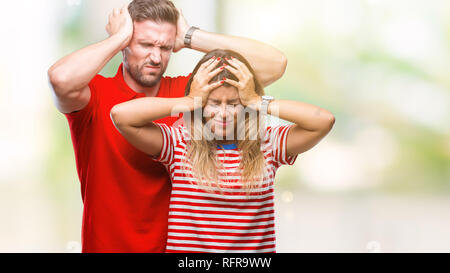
[149,47,161,64]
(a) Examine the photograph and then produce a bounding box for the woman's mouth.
[214,119,233,126]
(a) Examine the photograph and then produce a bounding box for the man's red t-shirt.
[64,64,190,252]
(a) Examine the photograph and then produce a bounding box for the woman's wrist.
[183,95,201,111]
[245,96,262,111]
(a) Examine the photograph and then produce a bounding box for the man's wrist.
[110,31,131,49]
[184,26,199,49]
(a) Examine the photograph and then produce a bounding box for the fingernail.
[230,56,234,59]
[220,80,225,84]
[217,57,221,61]
[211,56,216,60]
[223,77,226,80]
[220,66,225,70]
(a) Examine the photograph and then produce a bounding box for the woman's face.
[203,86,242,141]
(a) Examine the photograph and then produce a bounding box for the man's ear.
[122,47,130,57]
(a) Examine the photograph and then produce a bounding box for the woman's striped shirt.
[153,124,298,253]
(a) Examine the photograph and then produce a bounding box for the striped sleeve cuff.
[152,123,175,165]
[271,125,298,166]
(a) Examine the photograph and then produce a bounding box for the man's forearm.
[48,34,126,95]
[190,29,287,86]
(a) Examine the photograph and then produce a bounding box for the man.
[48,0,287,253]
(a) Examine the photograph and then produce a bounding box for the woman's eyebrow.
[208,98,240,103]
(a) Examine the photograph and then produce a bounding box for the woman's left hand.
[223,57,262,108]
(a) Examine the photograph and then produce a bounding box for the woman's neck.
[216,140,237,145]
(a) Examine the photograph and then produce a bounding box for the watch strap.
[184,26,199,49]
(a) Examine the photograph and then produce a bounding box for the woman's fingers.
[196,57,222,85]
[204,57,221,73]
[227,57,252,77]
[198,56,217,72]
[223,78,240,89]
[207,65,225,79]
[223,63,241,79]
[206,80,225,92]
[225,57,252,82]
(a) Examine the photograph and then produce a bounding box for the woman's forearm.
[110,96,195,128]
[250,98,335,132]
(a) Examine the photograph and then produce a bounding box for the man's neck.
[122,66,161,97]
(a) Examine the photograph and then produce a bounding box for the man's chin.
[138,75,163,87]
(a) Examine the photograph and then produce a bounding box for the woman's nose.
[219,104,229,117]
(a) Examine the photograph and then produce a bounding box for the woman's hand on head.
[223,57,261,107]
[187,57,225,107]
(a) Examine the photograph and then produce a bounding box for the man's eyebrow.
[137,40,172,47]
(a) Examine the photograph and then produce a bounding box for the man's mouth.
[144,65,160,71]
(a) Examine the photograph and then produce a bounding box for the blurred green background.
[0,0,449,252]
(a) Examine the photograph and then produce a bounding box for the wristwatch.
[184,26,199,49]
[260,95,274,116]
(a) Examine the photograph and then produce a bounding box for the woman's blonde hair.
[182,49,268,195]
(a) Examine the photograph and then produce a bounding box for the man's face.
[123,20,176,87]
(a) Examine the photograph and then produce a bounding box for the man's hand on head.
[106,5,134,50]
[173,8,190,53]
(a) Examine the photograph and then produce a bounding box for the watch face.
[262,96,274,100]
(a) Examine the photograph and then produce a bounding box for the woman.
[110,49,335,253]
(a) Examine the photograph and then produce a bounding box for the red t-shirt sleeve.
[64,75,103,130]
[63,75,103,193]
